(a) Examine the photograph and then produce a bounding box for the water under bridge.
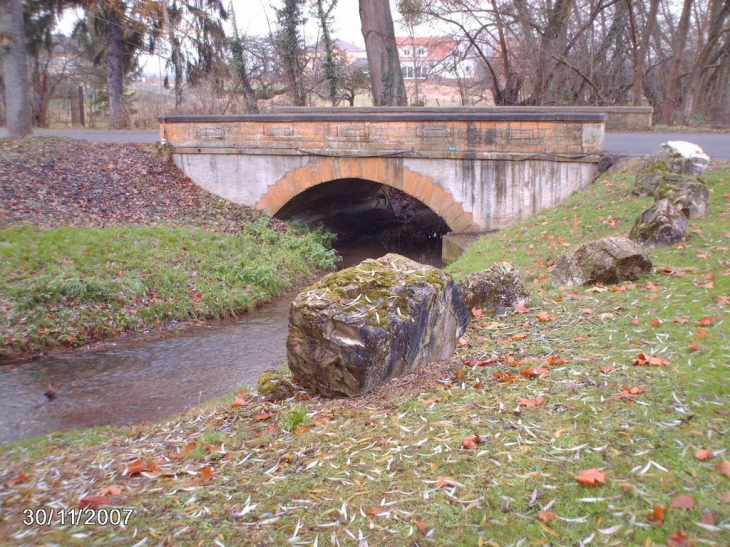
[159,108,605,254]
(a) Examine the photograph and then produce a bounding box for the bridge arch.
[255,157,475,233]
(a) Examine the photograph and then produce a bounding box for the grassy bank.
[0,161,728,546]
[0,136,338,358]
[0,220,337,357]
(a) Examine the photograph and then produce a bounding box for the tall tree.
[0,0,33,136]
[275,0,307,106]
[314,0,339,105]
[359,0,407,106]
[661,0,693,125]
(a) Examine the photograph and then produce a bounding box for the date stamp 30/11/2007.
[22,507,134,527]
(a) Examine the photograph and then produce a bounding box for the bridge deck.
[160,111,605,160]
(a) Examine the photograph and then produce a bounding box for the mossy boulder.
[656,178,709,219]
[550,237,653,288]
[286,254,469,398]
[629,199,688,247]
[456,262,530,315]
[652,141,710,176]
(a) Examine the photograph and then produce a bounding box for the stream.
[0,239,443,445]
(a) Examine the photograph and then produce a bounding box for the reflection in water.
[0,241,443,445]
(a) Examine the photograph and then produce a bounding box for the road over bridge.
[160,109,605,237]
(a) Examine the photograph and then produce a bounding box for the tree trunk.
[0,0,33,137]
[106,8,129,129]
[359,0,407,106]
[162,0,183,112]
[532,0,574,105]
[628,0,660,106]
[661,0,693,126]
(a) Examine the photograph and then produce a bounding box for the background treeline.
[0,0,728,130]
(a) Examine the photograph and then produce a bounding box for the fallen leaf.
[518,396,545,407]
[4,472,30,488]
[230,397,245,408]
[630,317,639,325]
[537,510,558,523]
[367,507,388,516]
[195,466,214,483]
[695,328,709,339]
[716,460,730,478]
[648,318,663,328]
[580,308,593,315]
[670,494,695,509]
[601,365,616,374]
[254,412,273,422]
[79,495,111,510]
[694,449,713,461]
[124,459,151,476]
[575,468,607,486]
[494,371,518,383]
[646,504,665,526]
[294,425,312,435]
[667,530,693,547]
[687,343,700,351]
[434,476,463,488]
[457,337,469,347]
[264,423,279,435]
[472,307,484,317]
[536,312,557,322]
[700,511,715,525]
[413,519,429,534]
[724,491,730,503]
[522,366,549,378]
[573,336,586,342]
[543,355,567,366]
[696,316,714,326]
[511,332,528,341]
[461,434,485,450]
[98,486,122,497]
[513,303,529,314]
[633,353,670,366]
[419,398,442,404]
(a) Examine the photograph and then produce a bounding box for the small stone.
[258,369,294,401]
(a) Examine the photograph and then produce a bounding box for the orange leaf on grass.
[601,365,616,374]
[195,466,214,483]
[522,366,549,378]
[511,332,528,341]
[494,371,518,383]
[695,328,710,339]
[367,507,388,516]
[694,449,713,461]
[4,472,30,488]
[648,318,663,328]
[413,519,429,534]
[294,425,312,435]
[537,510,558,523]
[461,434,485,450]
[124,459,155,476]
[79,495,111,510]
[518,396,545,407]
[696,316,714,326]
[457,337,469,347]
[264,423,279,435]
[434,476,463,488]
[471,307,484,317]
[513,303,529,314]
[575,468,606,486]
[670,494,695,509]
[633,353,670,366]
[98,486,122,497]
[717,460,730,478]
[667,530,693,547]
[230,397,245,409]
[544,354,567,366]
[630,317,639,325]
[700,511,715,525]
[536,312,557,322]
[646,504,665,526]
[254,412,273,422]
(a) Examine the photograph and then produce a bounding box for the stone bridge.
[159,109,605,234]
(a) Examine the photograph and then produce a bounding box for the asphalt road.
[2,127,728,159]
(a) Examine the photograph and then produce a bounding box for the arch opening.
[275,178,450,267]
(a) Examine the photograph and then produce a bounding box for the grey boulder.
[629,199,688,247]
[287,254,469,398]
[456,262,530,315]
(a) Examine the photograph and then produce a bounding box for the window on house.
[417,46,427,56]
[401,65,414,78]
[415,66,428,79]
[403,47,412,56]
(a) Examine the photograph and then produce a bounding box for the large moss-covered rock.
[286,254,469,398]
[629,199,688,247]
[456,262,530,315]
[652,141,710,176]
[550,237,653,288]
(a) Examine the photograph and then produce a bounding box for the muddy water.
[0,242,443,445]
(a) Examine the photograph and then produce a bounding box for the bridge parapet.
[160,111,604,159]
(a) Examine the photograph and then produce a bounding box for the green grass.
[1,217,337,356]
[0,162,727,547]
